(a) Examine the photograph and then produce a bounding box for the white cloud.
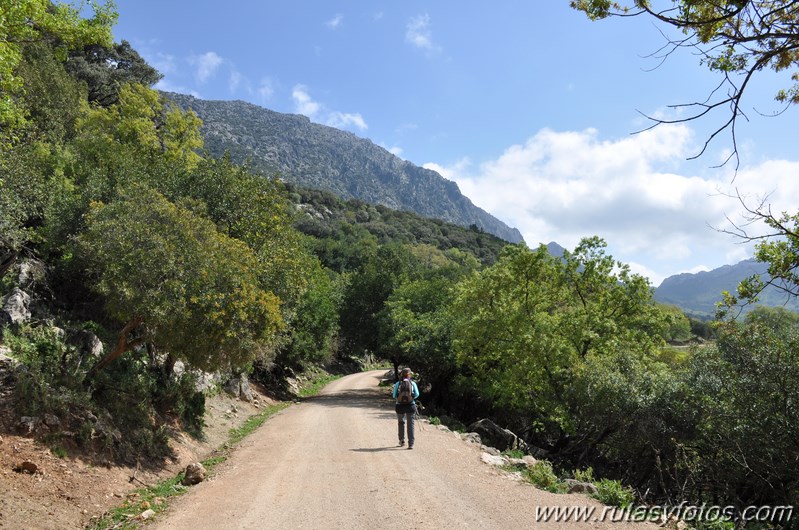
[191,51,223,83]
[426,125,799,285]
[229,69,243,93]
[326,14,344,29]
[406,14,441,53]
[258,78,275,101]
[153,79,200,98]
[327,111,368,131]
[379,142,404,157]
[291,84,368,132]
[292,85,322,118]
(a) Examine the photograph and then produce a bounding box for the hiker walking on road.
[393,367,420,449]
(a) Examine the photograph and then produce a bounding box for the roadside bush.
[152,372,206,439]
[594,478,635,509]
[524,460,566,493]
[5,325,90,418]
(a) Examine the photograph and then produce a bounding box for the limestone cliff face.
[164,92,524,244]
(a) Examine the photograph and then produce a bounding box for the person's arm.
[392,382,399,399]
[412,381,420,399]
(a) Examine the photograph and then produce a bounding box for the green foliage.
[50,444,68,459]
[277,265,342,369]
[744,304,799,333]
[593,478,635,509]
[76,185,284,372]
[681,316,799,509]
[66,40,162,106]
[153,373,206,439]
[573,467,594,483]
[290,184,509,268]
[502,448,525,459]
[523,460,567,493]
[74,82,203,170]
[450,238,669,434]
[0,0,116,135]
[659,304,693,342]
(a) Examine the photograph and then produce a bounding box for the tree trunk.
[0,251,18,281]
[392,358,400,381]
[87,316,144,377]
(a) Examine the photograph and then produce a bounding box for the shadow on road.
[349,446,404,453]
[305,388,391,410]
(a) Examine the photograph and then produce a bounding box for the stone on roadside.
[481,452,508,467]
[522,455,538,468]
[461,432,481,444]
[14,460,38,474]
[18,416,41,434]
[182,462,206,485]
[564,478,599,495]
[467,418,527,453]
[481,445,501,456]
[43,413,60,428]
[140,509,156,520]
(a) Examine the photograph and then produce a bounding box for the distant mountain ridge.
[654,258,799,317]
[164,92,524,244]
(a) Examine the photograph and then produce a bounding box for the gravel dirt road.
[153,370,654,529]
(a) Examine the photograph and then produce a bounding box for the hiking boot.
[407,445,414,450]
[398,441,405,447]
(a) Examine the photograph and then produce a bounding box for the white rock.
[481,452,508,467]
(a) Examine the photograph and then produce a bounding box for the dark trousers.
[395,403,417,446]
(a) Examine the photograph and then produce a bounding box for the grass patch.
[297,373,341,398]
[90,401,289,529]
[523,460,567,494]
[227,403,290,446]
[502,448,525,459]
[50,445,68,459]
[427,416,441,426]
[593,478,635,509]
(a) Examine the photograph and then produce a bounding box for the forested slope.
[163,92,525,244]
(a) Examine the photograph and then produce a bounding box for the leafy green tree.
[658,303,693,342]
[0,0,116,134]
[744,304,799,331]
[66,40,162,106]
[159,157,320,355]
[74,82,202,172]
[380,246,479,400]
[15,41,88,144]
[450,238,669,437]
[558,237,668,359]
[572,0,799,164]
[276,265,342,369]
[76,185,283,374]
[338,243,420,357]
[682,316,799,512]
[451,244,573,425]
[0,39,91,278]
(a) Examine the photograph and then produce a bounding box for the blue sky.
[112,1,799,286]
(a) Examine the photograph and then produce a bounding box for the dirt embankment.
[0,375,277,530]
